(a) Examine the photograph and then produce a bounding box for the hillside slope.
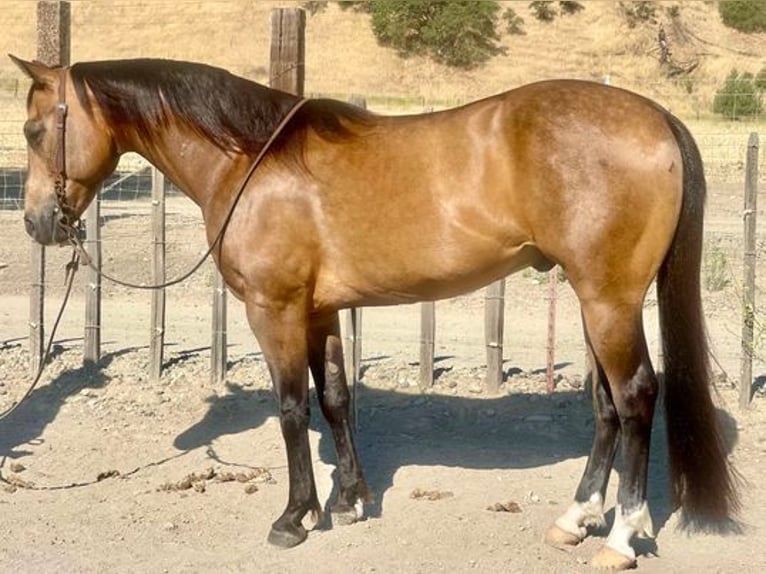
[1,1,765,117]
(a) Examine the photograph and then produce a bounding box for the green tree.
[713,70,763,119]
[719,0,766,33]
[369,0,504,69]
[619,1,657,28]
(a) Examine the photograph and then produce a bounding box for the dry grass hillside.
[1,0,765,118]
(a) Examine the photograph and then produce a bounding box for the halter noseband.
[53,68,83,244]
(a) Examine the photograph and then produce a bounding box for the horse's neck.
[121,124,246,210]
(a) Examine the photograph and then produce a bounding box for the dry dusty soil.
[0,185,765,573]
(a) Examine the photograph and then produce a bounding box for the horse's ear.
[8,54,57,87]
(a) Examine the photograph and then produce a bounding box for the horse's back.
[273,81,685,310]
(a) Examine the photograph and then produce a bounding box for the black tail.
[657,113,740,531]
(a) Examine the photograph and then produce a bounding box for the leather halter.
[54,68,308,289]
[52,68,82,243]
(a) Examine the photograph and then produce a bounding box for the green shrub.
[369,0,504,69]
[529,1,556,22]
[301,1,327,16]
[713,69,763,119]
[528,1,584,22]
[559,1,585,16]
[619,1,657,28]
[755,66,766,91]
[704,243,731,292]
[503,7,526,35]
[719,0,766,33]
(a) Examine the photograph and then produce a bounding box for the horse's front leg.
[246,298,323,548]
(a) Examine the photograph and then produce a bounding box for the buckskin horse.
[10,56,738,570]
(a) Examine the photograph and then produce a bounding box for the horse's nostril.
[23,216,35,237]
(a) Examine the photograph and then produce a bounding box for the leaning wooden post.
[484,279,505,393]
[419,302,436,390]
[149,168,166,382]
[740,132,759,410]
[30,0,70,374]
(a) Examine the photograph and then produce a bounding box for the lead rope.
[69,97,309,290]
[0,250,80,421]
[1,84,308,418]
[0,75,77,421]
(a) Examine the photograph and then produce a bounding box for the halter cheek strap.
[55,70,68,185]
[53,68,83,244]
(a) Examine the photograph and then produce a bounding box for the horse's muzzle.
[23,204,70,245]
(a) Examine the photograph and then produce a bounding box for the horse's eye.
[23,120,45,149]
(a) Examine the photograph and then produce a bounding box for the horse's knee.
[279,395,310,432]
[325,375,349,406]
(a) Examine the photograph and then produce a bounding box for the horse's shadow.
[173,379,592,503]
[171,369,740,543]
[1,346,740,549]
[0,346,138,459]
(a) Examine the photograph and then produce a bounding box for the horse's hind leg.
[246,300,323,548]
[582,300,657,570]
[545,321,617,547]
[307,312,372,525]
[557,300,658,569]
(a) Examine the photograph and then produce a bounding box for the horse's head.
[11,55,119,245]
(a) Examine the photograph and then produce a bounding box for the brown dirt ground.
[0,182,765,573]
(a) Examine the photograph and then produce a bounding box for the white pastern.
[605,502,655,560]
[554,492,606,539]
[354,497,365,521]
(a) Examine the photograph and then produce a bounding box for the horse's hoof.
[591,545,637,570]
[331,498,364,526]
[267,523,307,548]
[544,524,582,548]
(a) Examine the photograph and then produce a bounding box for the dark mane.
[70,58,373,156]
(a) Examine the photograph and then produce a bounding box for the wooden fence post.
[31,0,70,374]
[211,272,227,385]
[270,8,306,95]
[344,308,362,427]
[83,190,101,364]
[345,95,366,427]
[546,269,557,393]
[207,8,308,386]
[484,279,505,393]
[250,7,305,372]
[419,302,436,390]
[150,168,166,382]
[740,132,759,410]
